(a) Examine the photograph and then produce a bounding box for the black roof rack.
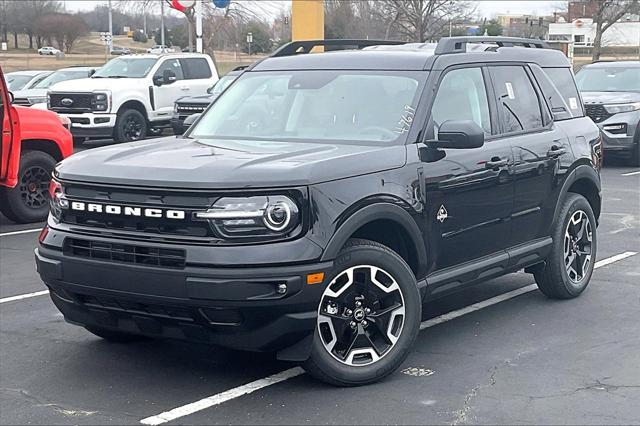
[434,36,550,54]
[271,39,405,57]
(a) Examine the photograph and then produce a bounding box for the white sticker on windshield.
[505,82,515,100]
[569,97,578,110]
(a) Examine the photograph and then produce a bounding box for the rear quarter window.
[543,67,584,118]
[180,58,213,80]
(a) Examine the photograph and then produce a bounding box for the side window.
[543,67,584,117]
[180,58,212,80]
[431,67,491,137]
[490,66,544,133]
[154,59,184,81]
[530,65,572,121]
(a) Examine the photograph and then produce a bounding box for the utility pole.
[108,0,113,53]
[160,0,165,47]
[195,0,203,53]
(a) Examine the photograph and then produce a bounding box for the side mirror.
[183,113,201,132]
[88,69,96,77]
[8,91,14,104]
[163,69,177,85]
[426,120,484,149]
[153,75,164,86]
[206,84,215,94]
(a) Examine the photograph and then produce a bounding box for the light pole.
[160,0,165,47]
[108,0,113,53]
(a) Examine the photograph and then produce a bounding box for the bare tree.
[373,0,475,42]
[592,0,639,61]
[34,13,88,53]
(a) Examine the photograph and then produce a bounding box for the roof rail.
[271,39,406,57]
[435,36,550,55]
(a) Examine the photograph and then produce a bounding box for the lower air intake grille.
[65,238,186,269]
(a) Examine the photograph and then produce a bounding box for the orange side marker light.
[306,272,325,285]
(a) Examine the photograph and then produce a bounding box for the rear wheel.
[303,239,421,386]
[0,150,56,223]
[85,326,148,343]
[114,109,147,143]
[534,193,597,299]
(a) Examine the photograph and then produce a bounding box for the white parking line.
[139,250,638,425]
[621,170,640,176]
[0,290,49,304]
[0,228,42,237]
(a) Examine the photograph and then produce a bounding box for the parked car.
[171,66,244,135]
[48,54,218,142]
[576,61,640,166]
[5,70,52,91]
[38,46,61,55]
[12,67,99,107]
[36,38,602,386]
[0,66,73,223]
[110,46,132,56]
[146,45,175,54]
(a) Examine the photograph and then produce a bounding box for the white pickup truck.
[48,53,218,142]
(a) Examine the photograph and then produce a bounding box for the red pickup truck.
[1,66,73,223]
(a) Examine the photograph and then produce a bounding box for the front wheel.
[303,239,421,386]
[534,193,597,299]
[114,109,147,143]
[0,150,56,223]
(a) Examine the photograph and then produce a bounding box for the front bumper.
[59,112,117,139]
[35,232,332,352]
[596,112,640,156]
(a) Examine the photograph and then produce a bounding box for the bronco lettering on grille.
[70,202,186,220]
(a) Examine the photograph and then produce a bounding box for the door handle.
[547,146,566,158]
[485,157,509,169]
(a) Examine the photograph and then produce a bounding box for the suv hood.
[56,137,406,189]
[50,77,145,92]
[581,91,640,104]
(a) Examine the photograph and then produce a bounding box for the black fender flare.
[553,164,602,224]
[320,202,428,277]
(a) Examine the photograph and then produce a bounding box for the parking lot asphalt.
[1,159,639,425]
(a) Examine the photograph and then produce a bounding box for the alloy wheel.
[317,265,405,366]
[19,166,50,209]
[563,210,593,284]
[123,115,144,140]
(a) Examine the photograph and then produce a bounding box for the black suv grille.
[65,238,186,269]
[50,93,93,112]
[59,182,218,242]
[177,103,207,114]
[585,104,613,123]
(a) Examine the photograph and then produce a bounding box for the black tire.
[631,138,640,167]
[113,109,147,143]
[0,150,56,223]
[85,326,148,343]
[303,238,421,386]
[534,193,597,299]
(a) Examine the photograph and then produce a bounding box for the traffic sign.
[213,0,230,8]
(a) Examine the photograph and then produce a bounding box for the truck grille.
[585,104,613,123]
[65,238,186,269]
[176,103,207,114]
[50,92,93,112]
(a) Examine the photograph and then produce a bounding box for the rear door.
[424,65,515,270]
[488,65,568,247]
[179,57,217,96]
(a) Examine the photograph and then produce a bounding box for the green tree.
[479,19,503,36]
[243,20,271,54]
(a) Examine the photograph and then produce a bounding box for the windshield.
[34,70,88,89]
[92,57,157,78]
[210,74,238,96]
[7,74,33,91]
[190,70,424,144]
[576,67,640,92]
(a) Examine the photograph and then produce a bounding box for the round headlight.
[264,201,291,231]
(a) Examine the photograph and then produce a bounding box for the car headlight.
[195,195,301,240]
[28,96,47,105]
[603,102,640,114]
[57,114,71,130]
[92,91,110,112]
[174,102,179,113]
[48,178,68,222]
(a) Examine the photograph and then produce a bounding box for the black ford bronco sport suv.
[36,38,603,386]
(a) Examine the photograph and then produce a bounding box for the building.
[568,1,600,22]
[498,14,554,39]
[548,18,640,47]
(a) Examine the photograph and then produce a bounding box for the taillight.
[591,136,603,172]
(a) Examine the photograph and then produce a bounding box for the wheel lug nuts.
[350,321,357,329]
[362,320,368,328]
[345,309,353,316]
[364,308,371,314]
[355,301,362,307]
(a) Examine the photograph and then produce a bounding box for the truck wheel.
[303,239,421,386]
[631,131,640,167]
[0,150,56,223]
[114,109,147,143]
[85,326,148,343]
[534,193,597,299]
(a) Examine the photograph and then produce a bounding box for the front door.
[423,66,514,270]
[151,58,186,120]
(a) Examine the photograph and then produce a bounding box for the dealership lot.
[1,162,639,425]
